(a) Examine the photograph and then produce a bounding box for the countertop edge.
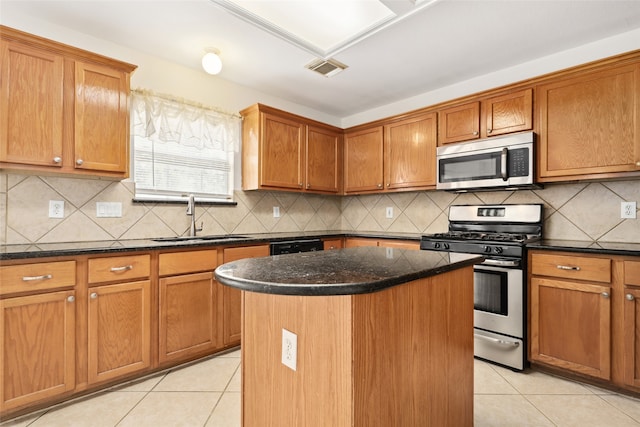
[214,251,483,296]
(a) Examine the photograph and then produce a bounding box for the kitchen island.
[215,246,482,427]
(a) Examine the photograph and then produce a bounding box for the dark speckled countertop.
[0,231,422,261]
[527,240,640,256]
[214,246,483,296]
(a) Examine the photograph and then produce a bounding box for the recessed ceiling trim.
[210,0,442,59]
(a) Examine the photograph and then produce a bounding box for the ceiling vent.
[305,58,347,78]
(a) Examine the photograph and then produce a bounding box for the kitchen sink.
[151,235,250,242]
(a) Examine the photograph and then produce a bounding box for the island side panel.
[241,291,353,427]
[352,266,474,427]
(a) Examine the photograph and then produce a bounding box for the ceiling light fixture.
[202,49,222,75]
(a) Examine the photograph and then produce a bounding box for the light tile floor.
[3,350,640,427]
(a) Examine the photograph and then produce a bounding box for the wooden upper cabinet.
[343,126,384,193]
[74,61,130,174]
[0,26,136,178]
[306,125,342,193]
[384,112,437,190]
[482,88,533,138]
[438,89,533,145]
[261,112,305,190]
[438,101,480,144]
[537,63,640,180]
[0,40,64,168]
[241,104,342,194]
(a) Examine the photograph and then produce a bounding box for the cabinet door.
[624,286,640,388]
[260,112,305,190]
[384,113,437,190]
[88,280,151,384]
[306,125,341,193]
[530,277,611,379]
[0,40,64,168]
[482,88,533,138]
[222,245,270,346]
[344,126,384,193]
[438,101,480,145]
[159,272,218,363]
[74,61,129,175]
[1,290,75,412]
[537,64,640,179]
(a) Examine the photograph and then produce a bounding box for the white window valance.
[131,89,241,153]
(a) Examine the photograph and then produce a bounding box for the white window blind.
[131,90,240,202]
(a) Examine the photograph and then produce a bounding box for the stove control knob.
[494,247,504,254]
[443,243,450,250]
[434,242,441,249]
[483,246,492,253]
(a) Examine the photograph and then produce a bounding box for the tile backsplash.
[1,173,638,245]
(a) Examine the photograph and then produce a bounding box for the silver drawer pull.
[67,296,75,303]
[626,294,635,301]
[602,292,610,299]
[556,265,581,271]
[110,265,133,272]
[22,274,53,282]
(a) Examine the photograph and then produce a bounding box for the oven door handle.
[481,258,520,267]
[474,333,520,348]
[500,147,508,181]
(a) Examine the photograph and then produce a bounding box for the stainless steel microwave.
[436,132,537,191]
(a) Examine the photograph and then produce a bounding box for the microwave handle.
[500,148,508,181]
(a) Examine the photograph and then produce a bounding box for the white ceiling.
[3,0,640,119]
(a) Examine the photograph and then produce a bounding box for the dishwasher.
[269,238,324,255]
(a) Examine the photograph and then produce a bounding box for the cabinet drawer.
[0,261,76,295]
[625,261,640,286]
[88,254,150,284]
[159,250,218,276]
[531,253,611,283]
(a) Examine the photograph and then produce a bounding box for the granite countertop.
[0,231,422,261]
[527,240,640,256]
[214,246,483,296]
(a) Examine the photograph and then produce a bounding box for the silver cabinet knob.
[90,292,98,299]
[377,183,383,189]
[473,131,479,136]
[636,161,640,167]
[487,129,493,134]
[53,157,62,164]
[76,159,84,165]
[67,295,75,303]
[626,294,635,301]
[306,183,311,189]
[601,292,610,299]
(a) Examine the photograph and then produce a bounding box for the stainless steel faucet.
[186,194,203,237]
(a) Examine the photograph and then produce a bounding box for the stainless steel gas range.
[420,204,543,371]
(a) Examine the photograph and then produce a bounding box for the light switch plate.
[273,206,280,218]
[386,207,393,218]
[49,200,64,218]
[96,202,123,218]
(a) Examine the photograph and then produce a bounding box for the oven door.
[473,261,523,338]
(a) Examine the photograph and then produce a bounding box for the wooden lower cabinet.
[1,290,76,412]
[345,237,419,250]
[222,245,270,346]
[159,272,218,364]
[323,238,343,250]
[623,261,640,388]
[87,280,151,384]
[530,277,611,380]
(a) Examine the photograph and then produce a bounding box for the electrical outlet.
[273,206,280,218]
[49,200,64,218]
[621,201,637,219]
[622,202,636,218]
[281,329,297,371]
[386,206,394,219]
